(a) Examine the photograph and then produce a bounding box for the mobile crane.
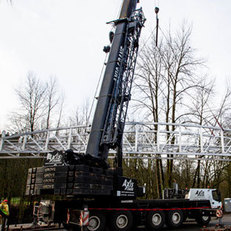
[25,1,222,230]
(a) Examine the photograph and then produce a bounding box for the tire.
[87,212,106,231]
[110,211,133,231]
[196,215,211,226]
[166,210,184,228]
[146,210,165,231]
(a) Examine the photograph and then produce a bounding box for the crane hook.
[155,6,159,14]
[155,7,159,47]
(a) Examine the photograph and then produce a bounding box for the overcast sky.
[0,0,231,130]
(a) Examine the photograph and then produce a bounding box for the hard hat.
[3,199,8,203]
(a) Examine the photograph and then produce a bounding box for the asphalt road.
[131,214,231,231]
[157,214,231,231]
[8,214,231,231]
[77,214,231,231]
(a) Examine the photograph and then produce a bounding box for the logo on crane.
[122,179,134,191]
[195,190,205,197]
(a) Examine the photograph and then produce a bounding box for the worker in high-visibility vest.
[0,199,9,231]
[216,204,223,228]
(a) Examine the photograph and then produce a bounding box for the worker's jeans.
[0,211,8,231]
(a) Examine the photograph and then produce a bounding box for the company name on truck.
[122,179,134,191]
[195,190,205,197]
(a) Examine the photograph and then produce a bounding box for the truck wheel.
[166,210,183,228]
[196,215,211,226]
[146,211,165,230]
[87,213,106,231]
[110,211,133,231]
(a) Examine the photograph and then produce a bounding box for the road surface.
[161,214,231,231]
[7,214,231,231]
[135,214,231,231]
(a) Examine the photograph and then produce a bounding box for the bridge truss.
[1,122,231,161]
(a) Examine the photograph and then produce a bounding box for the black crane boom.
[86,0,145,170]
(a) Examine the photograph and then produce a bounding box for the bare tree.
[56,94,65,129]
[187,78,215,187]
[9,72,63,133]
[134,23,204,194]
[134,41,165,198]
[45,76,60,129]
[213,81,231,127]
[162,25,205,187]
[13,72,47,132]
[69,99,91,126]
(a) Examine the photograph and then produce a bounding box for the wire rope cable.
[86,53,109,126]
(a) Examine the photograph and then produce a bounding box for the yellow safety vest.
[0,203,9,216]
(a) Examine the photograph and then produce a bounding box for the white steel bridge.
[1,122,231,161]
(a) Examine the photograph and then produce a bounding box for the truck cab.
[186,188,222,209]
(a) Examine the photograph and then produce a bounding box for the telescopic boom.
[86,0,145,171]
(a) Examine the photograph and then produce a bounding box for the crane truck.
[25,0,222,230]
